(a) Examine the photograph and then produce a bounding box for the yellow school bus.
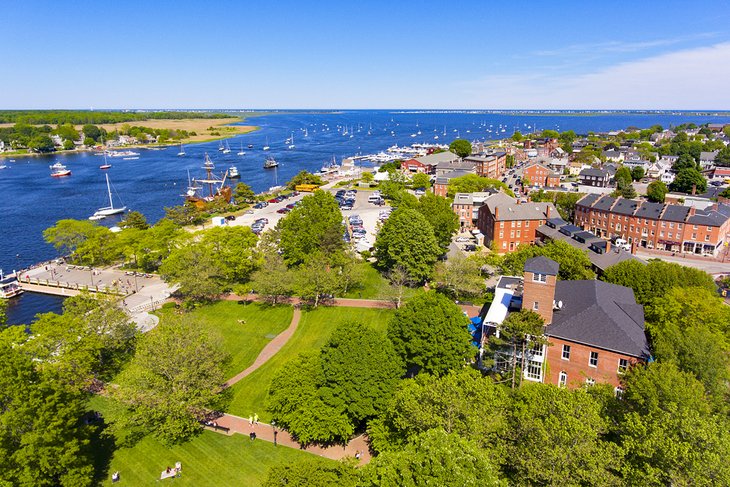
[295,184,320,192]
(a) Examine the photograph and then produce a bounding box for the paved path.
[225,307,302,387]
[210,413,371,465]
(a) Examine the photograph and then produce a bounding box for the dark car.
[464,244,477,251]
[224,215,236,221]
[276,208,289,214]
[286,203,296,209]
[267,198,279,203]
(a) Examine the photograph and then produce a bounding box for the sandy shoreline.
[0,117,259,158]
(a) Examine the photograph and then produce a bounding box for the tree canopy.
[447,174,512,198]
[670,167,707,194]
[286,170,325,190]
[414,192,459,249]
[448,139,472,158]
[646,180,667,203]
[498,239,594,280]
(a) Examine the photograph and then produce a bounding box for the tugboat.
[185,153,232,208]
[263,156,279,169]
[50,162,71,177]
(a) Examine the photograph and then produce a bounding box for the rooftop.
[524,256,560,276]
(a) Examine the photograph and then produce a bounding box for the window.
[691,232,697,239]
[668,232,672,239]
[517,230,521,238]
[533,301,539,310]
[693,224,698,230]
[589,351,599,367]
[586,378,595,386]
[661,222,666,227]
[562,344,571,360]
[502,242,507,249]
[525,360,543,381]
[500,221,504,228]
[517,220,522,227]
[532,273,547,283]
[660,231,664,237]
[705,234,710,241]
[618,358,629,374]
[558,371,567,387]
[531,343,544,357]
[669,222,674,228]
[707,226,712,231]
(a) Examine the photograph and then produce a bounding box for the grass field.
[227,306,395,421]
[341,262,425,301]
[156,301,294,379]
[89,396,320,486]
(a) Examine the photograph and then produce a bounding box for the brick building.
[522,161,561,188]
[402,151,459,175]
[486,257,649,390]
[451,191,496,231]
[465,150,507,179]
[477,192,557,253]
[575,194,730,256]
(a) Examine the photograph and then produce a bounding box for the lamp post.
[271,421,277,447]
[150,296,154,311]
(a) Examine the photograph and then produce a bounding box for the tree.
[506,385,621,486]
[0,298,6,327]
[361,171,375,183]
[499,240,594,280]
[432,253,484,299]
[670,167,707,194]
[619,362,730,485]
[267,352,353,445]
[715,145,730,167]
[200,226,259,283]
[319,323,402,427]
[630,166,644,181]
[381,265,412,309]
[81,124,102,141]
[410,172,430,189]
[62,139,75,150]
[672,153,699,172]
[233,182,255,204]
[263,459,359,487]
[449,138,472,158]
[278,190,344,266]
[447,174,512,198]
[368,369,509,455]
[163,203,206,226]
[0,331,96,486]
[28,134,55,152]
[497,310,547,388]
[43,219,101,256]
[512,130,523,141]
[113,316,229,445]
[362,429,505,487]
[159,243,225,302]
[415,192,459,249]
[614,166,632,190]
[250,252,294,304]
[387,291,474,376]
[374,209,441,283]
[286,170,324,190]
[529,190,584,221]
[293,253,341,307]
[119,210,149,230]
[646,180,667,203]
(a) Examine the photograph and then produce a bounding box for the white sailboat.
[177,142,186,156]
[237,142,245,156]
[288,132,295,149]
[263,137,270,151]
[89,173,126,220]
[222,141,231,154]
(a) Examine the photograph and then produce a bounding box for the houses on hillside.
[484,257,649,389]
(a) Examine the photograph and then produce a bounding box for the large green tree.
[278,190,344,266]
[387,291,474,376]
[263,459,359,487]
[374,208,441,283]
[432,253,485,299]
[113,316,229,445]
[670,167,707,194]
[449,139,472,158]
[499,239,594,280]
[286,170,325,190]
[200,226,259,283]
[415,192,459,249]
[646,180,667,203]
[447,174,512,198]
[159,242,225,302]
[249,252,294,304]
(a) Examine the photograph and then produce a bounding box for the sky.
[2,0,730,109]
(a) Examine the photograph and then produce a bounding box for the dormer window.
[532,273,547,283]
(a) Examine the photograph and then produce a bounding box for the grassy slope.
[89,397,319,487]
[156,301,293,378]
[227,306,395,421]
[341,262,426,301]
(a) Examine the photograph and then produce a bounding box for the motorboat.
[263,156,279,169]
[50,162,71,177]
[228,166,240,178]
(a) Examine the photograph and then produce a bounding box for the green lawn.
[342,262,426,301]
[89,396,319,486]
[227,306,395,421]
[156,301,293,378]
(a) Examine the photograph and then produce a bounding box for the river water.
[3,110,730,324]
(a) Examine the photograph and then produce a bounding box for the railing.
[129,299,167,313]
[20,277,125,295]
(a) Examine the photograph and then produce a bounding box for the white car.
[456,236,471,243]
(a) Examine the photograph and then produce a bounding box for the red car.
[267,198,279,203]
[276,207,290,214]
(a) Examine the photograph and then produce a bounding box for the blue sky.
[2,1,730,109]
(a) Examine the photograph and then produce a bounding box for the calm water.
[4,110,730,324]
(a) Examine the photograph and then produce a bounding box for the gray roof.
[547,217,567,228]
[559,224,582,236]
[577,193,601,207]
[634,201,664,219]
[435,169,473,185]
[493,201,557,222]
[550,280,649,358]
[593,195,617,211]
[688,203,730,227]
[660,205,690,222]
[579,168,608,178]
[437,160,477,171]
[414,151,460,166]
[700,150,718,161]
[524,256,559,276]
[612,198,640,216]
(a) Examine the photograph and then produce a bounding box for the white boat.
[228,166,240,178]
[237,142,245,156]
[122,156,139,160]
[288,132,295,149]
[50,162,71,177]
[218,141,225,151]
[177,142,186,156]
[0,165,7,170]
[263,156,279,169]
[106,150,139,158]
[222,141,231,154]
[263,137,270,151]
[99,151,112,170]
[89,173,127,220]
[0,275,23,298]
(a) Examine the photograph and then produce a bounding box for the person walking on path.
[248,415,253,426]
[254,413,259,425]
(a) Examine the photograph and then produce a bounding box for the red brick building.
[488,257,649,390]
[575,194,730,256]
[465,151,507,179]
[522,161,561,188]
[452,191,495,231]
[477,192,557,253]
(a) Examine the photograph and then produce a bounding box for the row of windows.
[558,371,625,396]
[579,208,712,232]
[561,345,629,372]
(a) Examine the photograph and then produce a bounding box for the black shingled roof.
[559,224,582,236]
[547,217,567,228]
[635,201,664,219]
[660,205,690,222]
[578,193,601,207]
[612,198,639,216]
[593,195,617,211]
[524,256,560,276]
[550,280,649,358]
[573,231,599,243]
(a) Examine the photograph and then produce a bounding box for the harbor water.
[3,110,730,324]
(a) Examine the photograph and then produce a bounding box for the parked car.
[456,236,470,242]
[464,244,477,251]
[276,208,290,214]
[224,215,236,221]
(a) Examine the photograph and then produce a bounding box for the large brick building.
[486,257,649,389]
[402,151,460,174]
[522,161,560,188]
[451,191,496,231]
[477,192,557,253]
[465,150,507,179]
[575,194,730,256]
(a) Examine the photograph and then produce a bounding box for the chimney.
[521,256,559,325]
[546,205,551,218]
[605,240,611,253]
[494,206,499,220]
[688,206,697,216]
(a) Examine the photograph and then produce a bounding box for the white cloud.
[461,42,730,109]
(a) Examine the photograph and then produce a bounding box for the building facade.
[465,150,507,179]
[578,168,611,187]
[477,192,557,253]
[522,161,560,188]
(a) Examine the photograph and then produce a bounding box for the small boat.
[89,173,127,220]
[287,132,295,149]
[237,142,246,156]
[0,165,7,170]
[177,142,186,156]
[99,163,112,169]
[218,141,225,152]
[228,166,240,178]
[122,156,139,160]
[222,141,231,154]
[263,156,279,169]
[50,162,71,177]
[247,144,254,149]
[263,137,270,151]
[106,150,139,158]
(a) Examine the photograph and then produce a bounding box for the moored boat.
[228,166,240,178]
[0,275,23,298]
[89,173,127,220]
[263,156,279,169]
[185,153,232,208]
[50,162,71,177]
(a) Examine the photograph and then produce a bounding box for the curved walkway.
[225,307,302,387]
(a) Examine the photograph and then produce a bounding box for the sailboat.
[177,142,186,156]
[185,153,232,208]
[237,142,246,156]
[263,137,270,151]
[89,173,126,220]
[218,141,225,152]
[288,132,295,149]
[99,151,112,170]
[222,141,231,154]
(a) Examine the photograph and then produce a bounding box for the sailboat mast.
[106,173,114,209]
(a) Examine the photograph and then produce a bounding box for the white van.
[368,192,382,203]
[614,238,631,251]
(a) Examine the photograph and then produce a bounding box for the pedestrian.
[254,413,259,425]
[249,431,256,441]
[273,430,278,446]
[248,415,253,425]
[355,450,362,460]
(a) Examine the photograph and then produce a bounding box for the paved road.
[636,249,730,275]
